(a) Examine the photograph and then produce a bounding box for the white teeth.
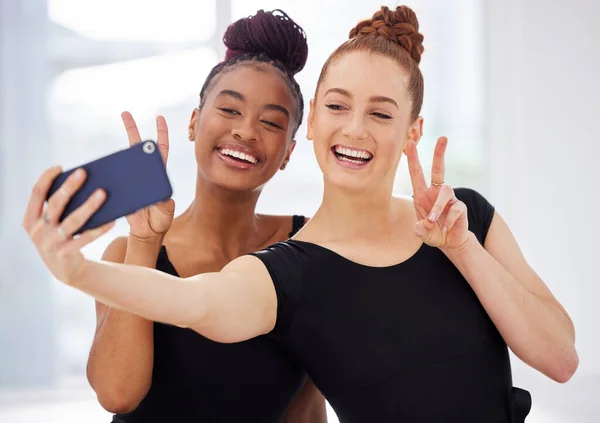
[243,153,258,163]
[334,146,372,160]
[219,148,258,164]
[339,156,364,164]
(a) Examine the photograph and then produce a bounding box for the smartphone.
[47,140,173,235]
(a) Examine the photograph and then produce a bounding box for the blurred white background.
[0,0,598,421]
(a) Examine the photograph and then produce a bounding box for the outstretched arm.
[75,254,276,342]
[24,166,277,344]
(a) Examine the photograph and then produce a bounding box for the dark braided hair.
[199,10,308,137]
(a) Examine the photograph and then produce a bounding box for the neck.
[177,174,264,257]
[311,178,397,241]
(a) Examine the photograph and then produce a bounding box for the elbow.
[94,388,145,414]
[548,348,579,384]
[87,369,148,414]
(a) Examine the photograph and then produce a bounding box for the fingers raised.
[156,115,169,165]
[406,141,427,194]
[431,136,448,185]
[121,111,142,147]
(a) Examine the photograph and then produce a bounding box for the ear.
[280,140,296,170]
[404,116,424,153]
[306,99,315,141]
[188,108,200,141]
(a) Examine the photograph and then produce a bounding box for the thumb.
[414,220,428,238]
[414,219,436,239]
[158,198,175,216]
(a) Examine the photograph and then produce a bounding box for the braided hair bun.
[223,9,308,75]
[349,5,424,64]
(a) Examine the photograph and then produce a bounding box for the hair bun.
[222,9,308,75]
[349,5,424,64]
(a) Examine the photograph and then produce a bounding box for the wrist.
[441,231,479,259]
[66,258,90,288]
[128,232,165,246]
[127,233,164,257]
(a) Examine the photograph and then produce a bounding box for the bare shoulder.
[221,254,271,277]
[102,236,128,263]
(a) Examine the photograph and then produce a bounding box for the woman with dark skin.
[81,9,324,423]
[26,5,577,422]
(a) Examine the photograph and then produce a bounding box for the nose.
[232,117,258,143]
[342,113,368,141]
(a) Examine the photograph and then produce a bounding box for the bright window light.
[48,0,216,42]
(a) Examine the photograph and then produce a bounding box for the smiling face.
[308,50,423,193]
[189,64,298,193]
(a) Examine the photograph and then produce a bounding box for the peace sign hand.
[121,112,175,242]
[406,137,469,251]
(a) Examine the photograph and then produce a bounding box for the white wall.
[486,0,600,419]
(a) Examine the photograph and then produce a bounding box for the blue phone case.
[47,140,173,234]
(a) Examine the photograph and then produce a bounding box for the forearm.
[88,310,154,411]
[73,258,211,328]
[88,238,162,404]
[444,233,577,380]
[94,238,163,333]
[93,237,165,342]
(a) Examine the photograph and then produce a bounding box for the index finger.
[431,136,448,185]
[405,140,427,194]
[156,115,169,165]
[121,111,142,146]
[23,165,63,231]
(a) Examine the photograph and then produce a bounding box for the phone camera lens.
[143,141,156,154]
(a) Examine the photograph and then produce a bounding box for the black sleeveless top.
[250,189,531,423]
[113,216,308,423]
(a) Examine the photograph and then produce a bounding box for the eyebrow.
[265,104,290,119]
[217,90,290,119]
[324,87,399,109]
[216,89,244,101]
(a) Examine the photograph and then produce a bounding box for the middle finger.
[121,111,142,147]
[430,136,448,185]
[46,168,87,224]
[59,189,107,237]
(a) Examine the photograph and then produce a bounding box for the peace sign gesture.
[121,111,175,241]
[406,137,469,250]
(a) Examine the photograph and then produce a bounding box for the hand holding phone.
[23,114,175,286]
[46,137,173,235]
[119,112,175,241]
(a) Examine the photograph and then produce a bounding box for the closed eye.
[218,108,241,115]
[372,112,392,120]
[262,120,284,130]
